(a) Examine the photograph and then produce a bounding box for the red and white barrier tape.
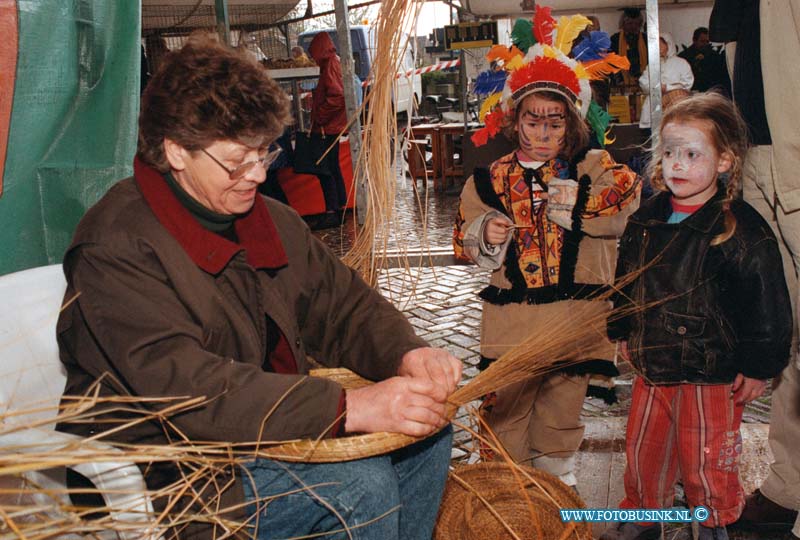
[404,59,461,78]
[360,58,461,86]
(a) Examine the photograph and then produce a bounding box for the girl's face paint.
[661,120,732,206]
[516,93,567,162]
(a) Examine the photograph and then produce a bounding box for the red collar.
[670,197,705,215]
[134,157,288,274]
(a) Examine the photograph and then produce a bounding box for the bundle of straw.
[262,296,618,462]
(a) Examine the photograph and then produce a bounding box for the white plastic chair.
[0,264,158,538]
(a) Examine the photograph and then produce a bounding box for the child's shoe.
[697,525,728,540]
[599,522,661,540]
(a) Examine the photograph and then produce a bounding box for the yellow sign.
[444,21,499,51]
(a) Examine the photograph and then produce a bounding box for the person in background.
[258,127,293,205]
[604,92,792,540]
[610,8,648,89]
[638,33,694,129]
[144,34,169,77]
[56,35,461,540]
[307,32,349,230]
[290,45,313,66]
[711,1,800,537]
[678,27,731,95]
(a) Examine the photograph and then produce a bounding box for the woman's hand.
[731,373,767,405]
[398,347,462,402]
[344,377,449,437]
[483,217,514,246]
[344,347,461,437]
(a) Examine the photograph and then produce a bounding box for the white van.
[297,25,422,115]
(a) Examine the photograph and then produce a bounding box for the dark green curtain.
[0,0,140,274]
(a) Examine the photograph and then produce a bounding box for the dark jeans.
[316,135,348,212]
[241,425,453,539]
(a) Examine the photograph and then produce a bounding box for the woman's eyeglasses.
[201,147,282,180]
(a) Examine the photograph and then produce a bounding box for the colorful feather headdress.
[472,5,630,147]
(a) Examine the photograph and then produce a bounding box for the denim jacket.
[608,189,792,384]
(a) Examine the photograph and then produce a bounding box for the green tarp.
[0,0,140,275]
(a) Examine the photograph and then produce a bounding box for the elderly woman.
[56,36,460,540]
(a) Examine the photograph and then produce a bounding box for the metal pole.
[280,23,305,129]
[645,0,662,146]
[460,49,467,127]
[214,0,231,46]
[333,0,365,224]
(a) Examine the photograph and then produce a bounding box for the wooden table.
[405,122,481,191]
[405,123,440,190]
[436,122,480,189]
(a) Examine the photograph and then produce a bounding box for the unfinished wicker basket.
[433,462,592,540]
[258,368,448,463]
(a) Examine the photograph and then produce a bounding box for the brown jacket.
[57,159,425,538]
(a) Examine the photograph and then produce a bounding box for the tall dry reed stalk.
[342,0,425,286]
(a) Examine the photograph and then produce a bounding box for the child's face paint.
[516,93,567,162]
[661,120,731,206]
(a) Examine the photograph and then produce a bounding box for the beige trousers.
[742,146,800,527]
[483,372,590,485]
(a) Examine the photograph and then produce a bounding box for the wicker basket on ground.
[433,462,592,540]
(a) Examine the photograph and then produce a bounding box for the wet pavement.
[309,169,787,539]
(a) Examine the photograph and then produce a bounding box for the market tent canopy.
[143,0,301,32]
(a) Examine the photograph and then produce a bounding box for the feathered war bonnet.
[471,5,630,147]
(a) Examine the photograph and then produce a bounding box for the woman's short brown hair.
[505,90,590,160]
[138,34,291,172]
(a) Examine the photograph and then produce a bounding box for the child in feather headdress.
[453,6,641,489]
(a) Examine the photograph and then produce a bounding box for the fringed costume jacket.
[454,148,641,367]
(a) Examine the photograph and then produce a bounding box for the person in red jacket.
[308,32,349,229]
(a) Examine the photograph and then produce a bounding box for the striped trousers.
[619,377,746,527]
